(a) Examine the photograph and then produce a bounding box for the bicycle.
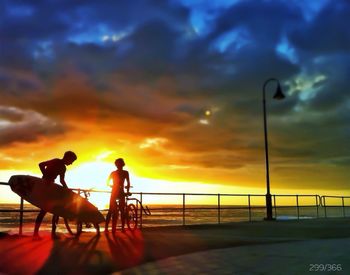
[64,189,151,235]
[63,189,99,236]
[124,193,151,230]
[105,190,151,232]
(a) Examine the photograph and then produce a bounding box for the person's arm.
[106,173,112,188]
[125,171,130,193]
[59,166,68,188]
[59,172,68,188]
[39,160,50,174]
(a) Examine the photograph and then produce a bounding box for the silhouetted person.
[33,151,77,239]
[105,158,130,233]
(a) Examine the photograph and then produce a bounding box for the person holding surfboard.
[33,151,77,239]
[105,158,131,233]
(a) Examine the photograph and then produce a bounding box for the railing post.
[296,195,299,220]
[182,193,185,226]
[140,192,143,229]
[324,197,327,218]
[19,197,24,236]
[273,195,277,219]
[218,194,221,224]
[342,197,345,218]
[316,195,319,218]
[248,195,251,222]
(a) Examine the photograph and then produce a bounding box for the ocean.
[1,203,349,234]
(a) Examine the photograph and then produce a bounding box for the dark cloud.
[0,106,64,146]
[210,0,303,44]
[306,56,350,111]
[117,19,182,78]
[0,2,68,42]
[289,0,350,53]
[0,106,24,122]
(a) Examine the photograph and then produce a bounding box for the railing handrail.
[321,195,350,199]
[320,195,350,207]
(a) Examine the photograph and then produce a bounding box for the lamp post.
[262,78,285,220]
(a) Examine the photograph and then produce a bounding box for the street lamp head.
[273,83,285,100]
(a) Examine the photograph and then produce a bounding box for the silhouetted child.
[105,158,130,233]
[33,151,77,239]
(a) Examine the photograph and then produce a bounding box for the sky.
[1,0,350,203]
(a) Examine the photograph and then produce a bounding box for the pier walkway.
[1,218,350,274]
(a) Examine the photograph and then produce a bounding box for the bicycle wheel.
[64,218,83,236]
[126,204,138,230]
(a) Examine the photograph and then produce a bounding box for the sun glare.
[66,161,113,190]
[64,160,114,209]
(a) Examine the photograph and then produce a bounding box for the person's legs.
[105,210,112,232]
[105,195,117,232]
[105,190,116,232]
[119,197,126,232]
[34,210,46,237]
[94,223,100,235]
[51,215,59,238]
[112,201,118,233]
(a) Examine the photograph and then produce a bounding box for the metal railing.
[1,181,349,235]
[320,195,350,218]
[272,194,322,219]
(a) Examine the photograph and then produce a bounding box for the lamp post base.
[265,193,274,221]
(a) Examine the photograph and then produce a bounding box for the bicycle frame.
[124,195,151,230]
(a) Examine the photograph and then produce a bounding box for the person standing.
[105,158,130,233]
[33,151,77,239]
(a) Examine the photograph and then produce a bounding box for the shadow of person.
[37,234,108,274]
[0,234,54,275]
[105,229,145,270]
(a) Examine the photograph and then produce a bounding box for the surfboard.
[9,175,105,224]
